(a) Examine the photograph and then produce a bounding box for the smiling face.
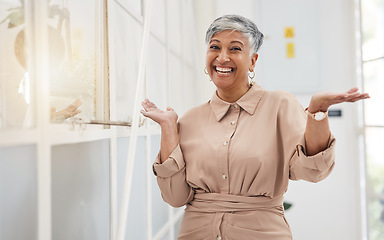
[206,30,258,102]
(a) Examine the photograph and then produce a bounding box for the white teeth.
[216,66,233,73]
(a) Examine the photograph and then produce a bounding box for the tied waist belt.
[185,193,284,216]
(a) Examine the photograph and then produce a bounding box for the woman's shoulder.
[178,101,211,123]
[264,89,296,100]
[261,89,299,107]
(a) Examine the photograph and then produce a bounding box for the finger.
[141,101,148,109]
[346,94,370,103]
[72,98,82,107]
[68,105,78,111]
[66,110,81,117]
[332,93,348,101]
[141,101,153,111]
[144,99,152,106]
[147,101,157,109]
[142,99,153,107]
[140,109,148,116]
[347,87,359,94]
[340,92,360,102]
[66,102,81,111]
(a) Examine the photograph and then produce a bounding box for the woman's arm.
[304,88,369,156]
[141,99,179,162]
[141,99,194,207]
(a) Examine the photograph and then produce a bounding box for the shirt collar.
[209,84,265,122]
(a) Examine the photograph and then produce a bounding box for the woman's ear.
[250,53,258,70]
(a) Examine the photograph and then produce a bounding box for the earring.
[249,70,255,86]
[204,67,212,81]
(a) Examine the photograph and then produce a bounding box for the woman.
[141,15,369,240]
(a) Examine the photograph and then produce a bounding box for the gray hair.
[205,15,264,55]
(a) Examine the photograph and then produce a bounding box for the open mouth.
[215,66,234,75]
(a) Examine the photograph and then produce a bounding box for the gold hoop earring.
[249,70,255,86]
[204,67,212,81]
[249,70,255,79]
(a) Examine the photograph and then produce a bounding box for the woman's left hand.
[50,98,82,123]
[308,87,370,113]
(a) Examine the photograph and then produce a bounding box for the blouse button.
[217,236,222,240]
[233,104,238,109]
[223,141,228,146]
[231,121,235,125]
[222,174,227,180]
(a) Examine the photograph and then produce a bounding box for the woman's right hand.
[140,99,178,126]
[141,99,179,163]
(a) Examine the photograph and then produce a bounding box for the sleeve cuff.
[152,144,185,178]
[296,135,336,172]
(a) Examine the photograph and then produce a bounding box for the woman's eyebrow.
[209,39,244,47]
[209,39,220,44]
[231,41,244,46]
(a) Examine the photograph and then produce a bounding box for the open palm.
[141,99,178,125]
[309,87,370,112]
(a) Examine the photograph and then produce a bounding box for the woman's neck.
[216,83,251,103]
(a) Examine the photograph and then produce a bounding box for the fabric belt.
[184,193,285,238]
[185,193,284,216]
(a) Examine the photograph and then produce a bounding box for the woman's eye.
[231,47,241,51]
[210,45,220,50]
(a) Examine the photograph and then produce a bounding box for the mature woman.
[141,15,369,240]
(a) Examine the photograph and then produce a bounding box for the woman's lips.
[214,66,234,75]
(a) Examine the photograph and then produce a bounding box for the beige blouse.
[153,84,335,240]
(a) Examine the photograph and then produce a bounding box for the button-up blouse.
[153,84,335,240]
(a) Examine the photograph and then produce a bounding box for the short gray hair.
[205,15,264,55]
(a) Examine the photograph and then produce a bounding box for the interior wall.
[280,1,362,239]
[51,140,110,240]
[0,145,37,240]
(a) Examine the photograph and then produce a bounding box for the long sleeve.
[275,91,336,183]
[153,144,194,207]
[289,135,336,182]
[151,85,338,239]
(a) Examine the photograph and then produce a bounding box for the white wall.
[258,1,362,239]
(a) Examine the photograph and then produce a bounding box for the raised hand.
[141,99,179,163]
[308,87,370,113]
[141,99,178,126]
[50,98,82,123]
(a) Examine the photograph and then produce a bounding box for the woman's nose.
[216,50,229,63]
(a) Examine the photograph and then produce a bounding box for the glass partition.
[0,145,37,240]
[365,128,384,240]
[0,0,33,129]
[48,0,103,123]
[109,1,142,123]
[361,0,384,239]
[363,59,384,126]
[0,0,109,128]
[117,136,148,240]
[51,140,110,240]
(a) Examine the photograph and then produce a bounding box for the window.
[0,0,34,129]
[0,0,109,128]
[0,0,201,239]
[360,0,384,239]
[48,0,109,123]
